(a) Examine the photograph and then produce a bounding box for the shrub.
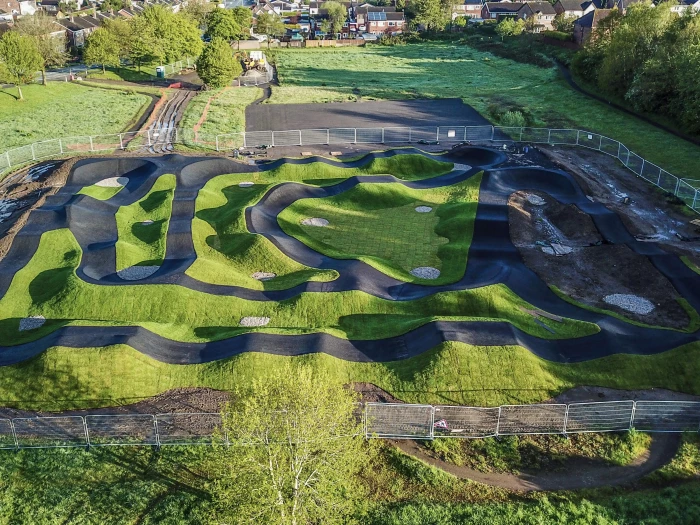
[542,30,572,42]
[501,110,527,128]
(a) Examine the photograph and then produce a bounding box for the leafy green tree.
[495,17,524,40]
[231,6,253,35]
[407,0,451,32]
[84,27,120,73]
[553,13,576,33]
[396,0,406,10]
[196,37,241,88]
[174,12,205,60]
[0,31,43,100]
[210,364,369,525]
[206,8,244,42]
[128,15,161,70]
[256,12,285,46]
[182,0,214,27]
[103,17,132,61]
[100,0,125,12]
[322,1,348,36]
[15,12,67,86]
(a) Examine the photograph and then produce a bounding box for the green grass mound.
[278,174,482,285]
[187,153,453,290]
[115,174,176,271]
[77,183,125,201]
[0,228,597,346]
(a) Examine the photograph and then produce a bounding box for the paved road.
[0,148,699,365]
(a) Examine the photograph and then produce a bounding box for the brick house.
[54,14,100,48]
[517,2,557,31]
[573,8,612,44]
[452,0,484,20]
[482,2,524,19]
[553,0,601,19]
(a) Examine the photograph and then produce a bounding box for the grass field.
[77,182,125,201]
[270,44,700,180]
[0,83,151,151]
[115,174,176,271]
[179,87,261,141]
[278,175,481,285]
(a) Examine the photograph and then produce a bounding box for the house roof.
[523,1,556,14]
[556,0,592,10]
[575,8,611,27]
[357,5,396,12]
[484,2,525,13]
[464,0,484,5]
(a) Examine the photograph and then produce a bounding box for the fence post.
[598,135,603,151]
[147,130,152,147]
[83,417,90,449]
[629,402,637,431]
[59,139,63,154]
[381,127,385,144]
[271,131,276,147]
[657,168,662,186]
[626,149,631,166]
[31,143,36,161]
[617,141,622,160]
[326,129,330,145]
[298,129,302,146]
[547,129,552,145]
[490,126,495,141]
[640,159,645,178]
[495,406,502,436]
[464,127,468,142]
[519,127,523,142]
[216,135,220,152]
[5,151,10,168]
[692,190,698,210]
[429,406,435,440]
[153,416,161,449]
[9,419,19,450]
[118,134,124,150]
[562,405,570,435]
[243,132,247,149]
[354,128,357,144]
[674,177,681,197]
[89,137,94,152]
[436,127,440,141]
[408,128,412,143]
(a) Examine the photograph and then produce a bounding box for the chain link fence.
[1,124,698,214]
[1,400,700,450]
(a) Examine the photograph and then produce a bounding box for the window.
[388,21,395,25]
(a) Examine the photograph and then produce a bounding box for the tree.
[395,0,405,10]
[256,12,285,46]
[128,15,160,71]
[495,17,516,40]
[182,0,214,27]
[211,364,369,525]
[100,0,126,12]
[322,1,347,36]
[205,8,244,42]
[103,17,132,61]
[196,37,241,88]
[0,31,42,100]
[84,27,120,73]
[15,12,67,85]
[553,13,576,33]
[407,0,451,31]
[231,6,253,35]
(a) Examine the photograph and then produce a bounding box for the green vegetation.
[115,174,176,271]
[550,285,700,334]
[425,430,651,473]
[7,339,700,411]
[0,228,597,346]
[179,86,261,141]
[187,153,453,289]
[278,175,481,285]
[196,37,242,89]
[270,44,700,179]
[682,256,700,276]
[0,82,150,151]
[77,182,125,201]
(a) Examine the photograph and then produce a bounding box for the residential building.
[573,8,612,44]
[553,0,601,19]
[481,2,524,19]
[54,14,100,47]
[37,0,59,12]
[452,0,484,19]
[613,0,644,12]
[517,1,557,31]
[670,0,700,14]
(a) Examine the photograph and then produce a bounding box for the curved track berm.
[0,149,698,365]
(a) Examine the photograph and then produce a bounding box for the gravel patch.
[301,218,329,227]
[141,220,154,225]
[415,206,433,213]
[19,315,46,331]
[117,266,160,281]
[239,181,254,187]
[95,177,128,188]
[453,163,471,171]
[603,294,655,315]
[239,316,270,327]
[527,194,546,206]
[252,272,277,281]
[410,267,441,279]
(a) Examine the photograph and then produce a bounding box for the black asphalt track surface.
[245,99,493,132]
[0,149,699,365]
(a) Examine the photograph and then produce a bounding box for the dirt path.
[394,433,681,492]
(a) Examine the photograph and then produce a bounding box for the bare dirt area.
[0,159,77,260]
[539,145,700,255]
[550,385,700,404]
[509,185,691,329]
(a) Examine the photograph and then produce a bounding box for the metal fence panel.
[627,152,645,177]
[86,415,157,446]
[32,139,63,160]
[492,126,521,142]
[383,127,410,143]
[329,128,357,144]
[498,404,567,435]
[300,128,330,145]
[465,125,492,141]
[0,419,16,449]
[577,131,603,151]
[564,401,634,433]
[600,136,620,156]
[216,133,245,151]
[365,403,433,439]
[156,413,222,445]
[89,134,122,152]
[677,180,698,207]
[618,142,630,164]
[244,131,273,148]
[61,136,94,154]
[433,406,499,438]
[437,126,466,142]
[272,130,302,147]
[0,151,9,170]
[408,126,439,143]
[7,145,35,166]
[657,168,678,194]
[521,127,551,143]
[549,129,578,145]
[13,416,86,448]
[356,128,384,144]
[633,401,700,432]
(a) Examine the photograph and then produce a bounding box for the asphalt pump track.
[0,149,699,365]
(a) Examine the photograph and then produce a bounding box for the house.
[482,2,524,19]
[573,8,612,44]
[38,0,59,12]
[355,5,404,34]
[268,0,298,14]
[670,0,700,14]
[54,14,100,47]
[309,0,359,15]
[553,0,601,19]
[452,0,484,20]
[613,0,644,13]
[252,2,275,17]
[517,1,557,31]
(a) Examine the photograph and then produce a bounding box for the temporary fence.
[1,124,697,214]
[2,400,700,450]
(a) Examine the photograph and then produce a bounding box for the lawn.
[269,44,700,180]
[115,174,176,271]
[187,153,454,289]
[179,87,262,144]
[77,182,125,201]
[278,175,481,285]
[0,82,151,151]
[0,228,597,346]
